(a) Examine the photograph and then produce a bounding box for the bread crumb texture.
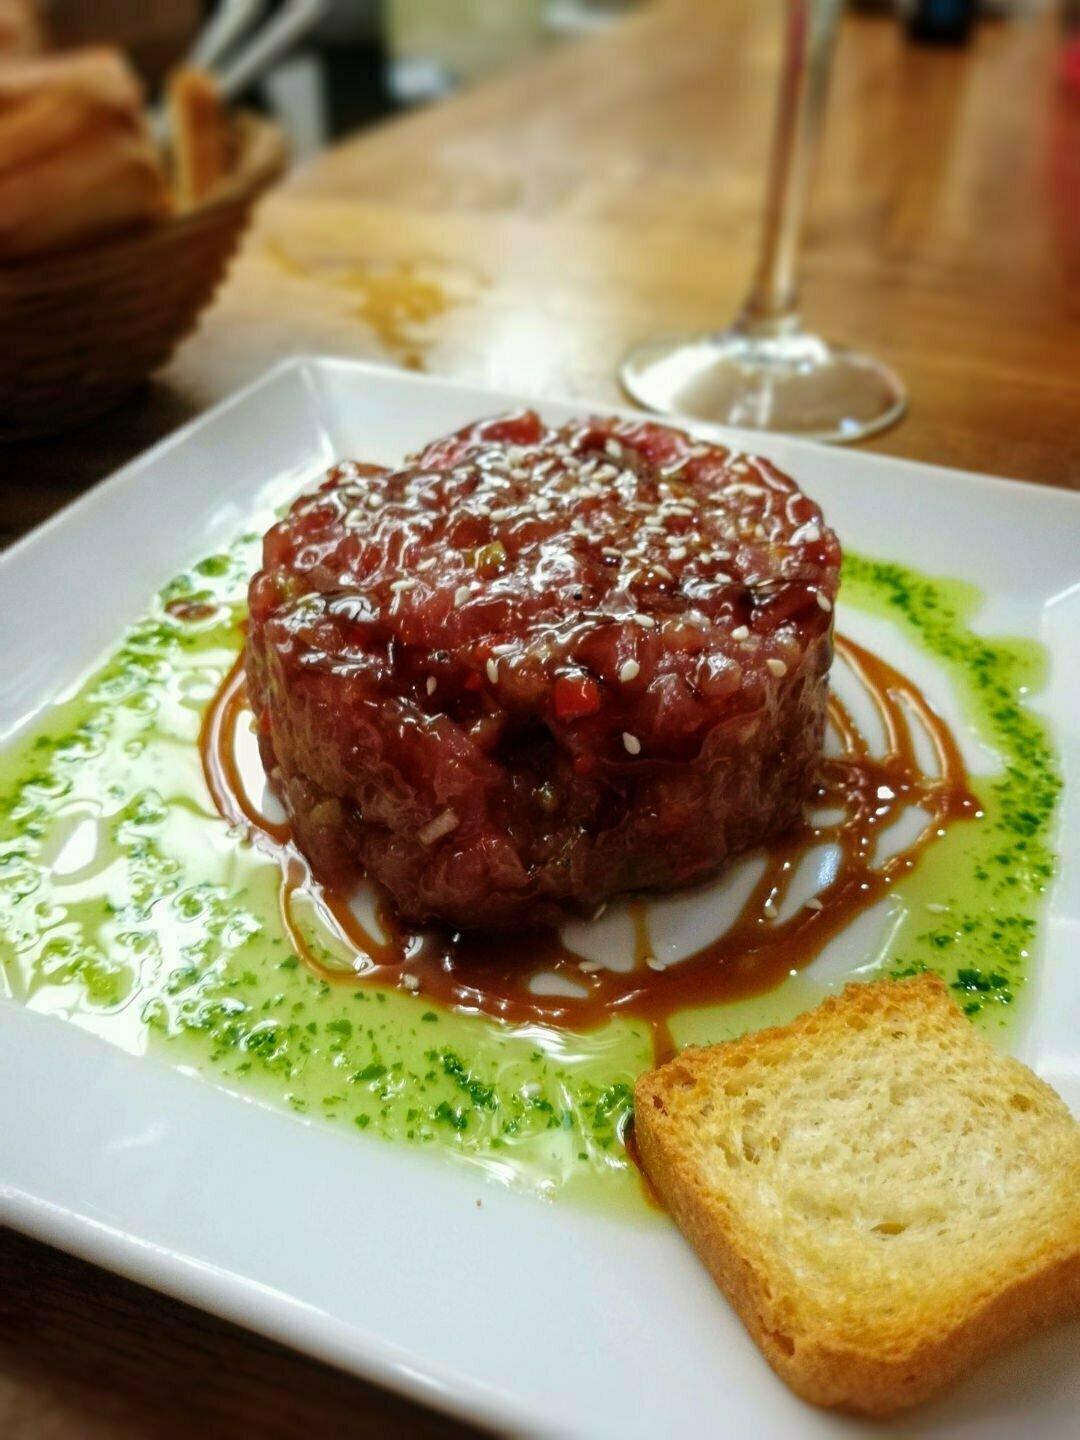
[634,975,1080,1415]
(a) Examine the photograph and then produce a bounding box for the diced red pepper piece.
[553,673,601,720]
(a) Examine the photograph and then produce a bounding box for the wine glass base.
[619,329,906,444]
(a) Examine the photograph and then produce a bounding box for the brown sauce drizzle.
[200,636,979,1061]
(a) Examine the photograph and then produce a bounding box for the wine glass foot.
[619,328,906,444]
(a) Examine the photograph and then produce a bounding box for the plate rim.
[4,355,1078,586]
[3,355,1078,1440]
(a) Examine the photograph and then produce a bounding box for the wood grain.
[2,3,1079,1437]
[0,1228,486,1440]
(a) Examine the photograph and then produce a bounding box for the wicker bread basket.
[0,111,286,441]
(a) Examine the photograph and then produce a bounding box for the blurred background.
[31,0,1079,164]
[2,0,1078,463]
[26,2,657,161]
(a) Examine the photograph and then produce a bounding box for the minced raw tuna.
[245,412,840,928]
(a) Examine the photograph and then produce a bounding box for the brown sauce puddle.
[201,636,979,1063]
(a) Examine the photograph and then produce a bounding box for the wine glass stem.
[739,0,843,338]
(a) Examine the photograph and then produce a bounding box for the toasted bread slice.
[0,47,147,169]
[0,47,169,259]
[634,975,1080,1416]
[0,124,168,260]
[167,67,231,211]
[0,0,43,57]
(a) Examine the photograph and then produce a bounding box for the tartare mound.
[245,412,840,928]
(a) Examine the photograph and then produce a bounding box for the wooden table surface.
[2,3,1079,1436]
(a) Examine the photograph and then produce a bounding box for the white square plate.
[2,359,1078,1439]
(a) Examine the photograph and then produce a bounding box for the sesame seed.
[732,625,750,641]
[486,658,499,685]
[402,973,420,992]
[802,523,822,542]
[417,809,459,846]
[767,658,788,677]
[633,614,657,629]
[816,592,833,613]
[416,556,437,572]
[426,676,437,696]
[579,960,604,974]
[668,546,687,562]
[925,902,950,914]
[454,585,471,607]
[645,956,667,972]
[605,439,624,460]
[366,492,382,509]
[622,732,642,755]
[390,578,417,593]
[804,897,824,912]
[618,659,640,683]
[763,901,779,920]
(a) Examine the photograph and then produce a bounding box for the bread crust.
[634,975,1080,1416]
[167,67,230,210]
[0,46,168,259]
